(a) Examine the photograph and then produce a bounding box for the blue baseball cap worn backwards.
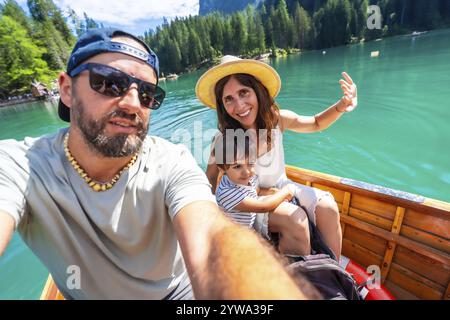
[58,28,160,122]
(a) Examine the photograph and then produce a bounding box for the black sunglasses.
[69,63,165,110]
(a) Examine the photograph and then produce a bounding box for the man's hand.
[173,201,308,299]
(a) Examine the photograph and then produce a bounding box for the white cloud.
[55,0,199,26]
[15,0,199,35]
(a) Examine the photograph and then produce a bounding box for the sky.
[17,0,200,37]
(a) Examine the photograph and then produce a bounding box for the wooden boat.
[40,275,65,300]
[285,165,449,300]
[40,165,450,300]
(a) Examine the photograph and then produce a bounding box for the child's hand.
[337,72,358,112]
[258,187,279,196]
[267,187,279,195]
[281,184,295,201]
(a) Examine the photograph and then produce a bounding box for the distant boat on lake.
[409,31,428,37]
[166,74,179,80]
[255,53,270,61]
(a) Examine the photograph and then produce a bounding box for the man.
[0,28,307,299]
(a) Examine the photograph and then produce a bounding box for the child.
[214,133,311,256]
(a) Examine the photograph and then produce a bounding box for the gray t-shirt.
[0,128,215,299]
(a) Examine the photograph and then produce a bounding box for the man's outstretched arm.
[173,201,308,299]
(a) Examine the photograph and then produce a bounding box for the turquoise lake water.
[0,28,449,299]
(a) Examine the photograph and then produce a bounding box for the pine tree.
[209,13,225,53]
[187,29,203,66]
[356,0,368,39]
[264,10,274,50]
[255,13,266,54]
[276,0,292,48]
[293,2,312,49]
[334,0,352,45]
[27,0,51,23]
[67,8,85,37]
[260,3,267,19]
[170,40,182,73]
[230,12,247,54]
[312,8,325,49]
[223,17,233,54]
[268,5,278,48]
[84,12,100,31]
[412,0,442,29]
[37,20,68,70]
[313,0,328,12]
[246,5,257,53]
[51,6,75,46]
[196,17,213,61]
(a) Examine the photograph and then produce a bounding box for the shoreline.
[168,28,447,77]
[0,97,40,109]
[0,94,59,109]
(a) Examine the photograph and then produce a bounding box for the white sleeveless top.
[255,127,287,188]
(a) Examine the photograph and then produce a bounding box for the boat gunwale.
[285,165,450,218]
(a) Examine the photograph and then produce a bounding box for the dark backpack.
[285,201,362,300]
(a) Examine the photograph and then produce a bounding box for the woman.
[195,55,358,260]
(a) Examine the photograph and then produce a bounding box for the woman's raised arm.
[280,72,358,133]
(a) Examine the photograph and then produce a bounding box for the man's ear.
[58,72,72,108]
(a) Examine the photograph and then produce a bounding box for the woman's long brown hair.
[214,73,280,151]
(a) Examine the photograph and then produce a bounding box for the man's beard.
[72,100,148,157]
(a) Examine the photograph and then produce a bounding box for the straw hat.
[195,55,281,109]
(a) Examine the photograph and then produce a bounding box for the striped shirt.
[216,175,259,228]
